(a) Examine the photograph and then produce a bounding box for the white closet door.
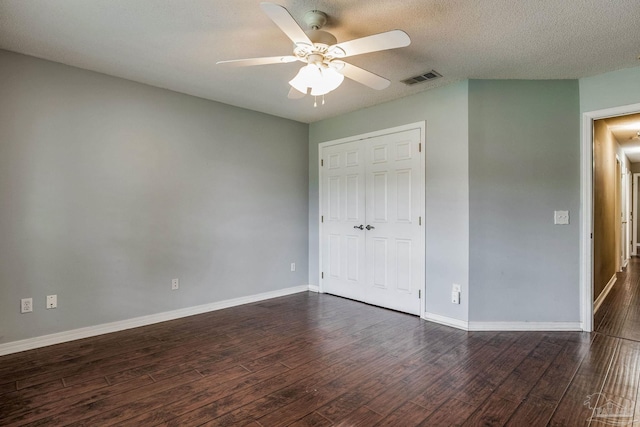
[321,140,367,301]
[364,128,423,315]
[320,127,424,316]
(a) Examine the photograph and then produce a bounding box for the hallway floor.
[595,256,640,341]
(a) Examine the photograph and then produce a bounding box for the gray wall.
[579,66,640,113]
[468,80,580,322]
[309,81,470,322]
[0,50,309,343]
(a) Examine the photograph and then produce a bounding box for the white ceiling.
[1,0,639,123]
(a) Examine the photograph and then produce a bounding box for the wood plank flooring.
[2,260,640,426]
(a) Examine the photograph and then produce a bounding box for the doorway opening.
[581,105,640,331]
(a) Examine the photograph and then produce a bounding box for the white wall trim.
[593,274,617,314]
[633,173,640,256]
[423,312,469,331]
[467,322,583,331]
[424,312,582,331]
[0,285,309,356]
[580,102,640,333]
[308,285,320,293]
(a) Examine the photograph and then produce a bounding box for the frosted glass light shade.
[289,63,344,96]
[311,66,344,96]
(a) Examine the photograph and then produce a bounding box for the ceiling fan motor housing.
[306,30,337,47]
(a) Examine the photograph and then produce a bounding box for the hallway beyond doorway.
[595,256,640,341]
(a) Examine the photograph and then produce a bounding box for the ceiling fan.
[217,2,411,105]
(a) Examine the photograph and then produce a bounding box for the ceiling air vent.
[401,70,442,85]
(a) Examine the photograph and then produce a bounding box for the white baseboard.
[423,312,469,331]
[423,312,582,331]
[593,273,617,314]
[308,285,320,293]
[467,321,583,331]
[0,285,309,356]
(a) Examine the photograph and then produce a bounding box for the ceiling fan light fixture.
[289,63,317,94]
[314,66,344,95]
[289,63,344,96]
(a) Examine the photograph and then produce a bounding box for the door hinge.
[419,216,422,226]
[321,272,324,279]
[321,159,324,167]
[419,143,422,153]
[321,215,324,223]
[418,289,421,299]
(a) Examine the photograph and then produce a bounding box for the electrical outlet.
[46,295,57,309]
[554,210,569,225]
[171,278,179,290]
[290,262,296,272]
[21,298,33,313]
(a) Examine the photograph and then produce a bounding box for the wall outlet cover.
[21,298,33,313]
[171,278,179,290]
[554,210,570,225]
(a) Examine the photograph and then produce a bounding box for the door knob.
[353,224,364,230]
[366,225,375,230]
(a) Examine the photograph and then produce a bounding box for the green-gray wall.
[468,80,580,322]
[0,50,309,344]
[310,80,582,325]
[580,66,640,113]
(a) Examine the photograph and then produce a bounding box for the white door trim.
[633,173,640,256]
[318,122,427,318]
[580,102,640,332]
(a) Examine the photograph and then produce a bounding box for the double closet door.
[320,127,424,315]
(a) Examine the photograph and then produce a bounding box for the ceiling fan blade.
[340,62,390,90]
[288,87,306,99]
[216,56,298,67]
[260,2,313,46]
[330,30,410,58]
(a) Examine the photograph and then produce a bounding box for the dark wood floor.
[2,263,640,427]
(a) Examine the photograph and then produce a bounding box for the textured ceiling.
[1,0,639,123]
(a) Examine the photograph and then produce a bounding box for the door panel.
[365,129,423,314]
[321,141,366,301]
[321,128,423,315]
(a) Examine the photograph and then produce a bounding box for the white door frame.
[633,173,640,257]
[627,170,633,260]
[318,121,427,318]
[580,102,640,332]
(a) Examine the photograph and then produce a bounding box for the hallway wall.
[593,120,618,300]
